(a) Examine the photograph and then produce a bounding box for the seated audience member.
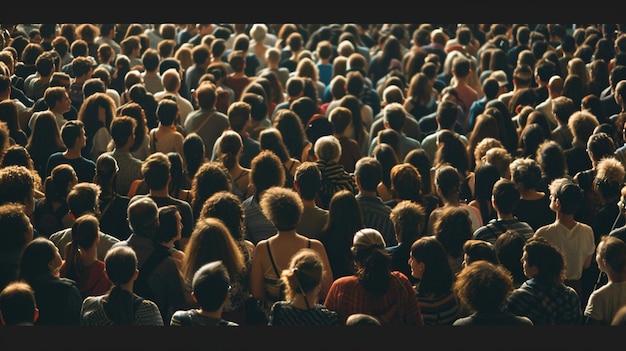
[19,237,83,325]
[170,261,239,326]
[584,235,626,325]
[80,245,164,325]
[453,260,534,326]
[503,237,582,325]
[0,281,38,326]
[268,248,342,326]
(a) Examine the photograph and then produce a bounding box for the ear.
[33,308,39,323]
[131,269,139,282]
[191,291,199,304]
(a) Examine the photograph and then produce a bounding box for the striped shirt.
[80,295,164,326]
[473,217,535,244]
[268,301,342,326]
[417,291,461,325]
[324,271,424,325]
[243,193,277,245]
[356,194,397,246]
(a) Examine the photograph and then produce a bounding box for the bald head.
[382,85,405,104]
[127,197,159,237]
[547,75,564,98]
[161,68,181,92]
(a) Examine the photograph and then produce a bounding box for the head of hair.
[549,177,584,215]
[434,206,473,259]
[494,231,527,286]
[19,237,58,282]
[199,191,245,241]
[390,200,425,245]
[509,157,541,190]
[191,260,231,312]
[355,157,382,192]
[281,248,324,301]
[351,228,391,295]
[453,260,514,313]
[594,157,625,200]
[0,281,37,325]
[294,162,321,201]
[156,99,178,126]
[126,196,158,237]
[141,152,171,191]
[190,162,231,217]
[463,239,499,266]
[260,186,303,231]
[522,236,565,285]
[64,214,99,281]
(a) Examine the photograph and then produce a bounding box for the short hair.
[227,101,251,132]
[314,135,342,162]
[141,48,160,71]
[260,186,303,231]
[82,77,106,99]
[549,177,584,215]
[156,98,178,126]
[109,116,137,148]
[594,157,626,200]
[354,157,382,192]
[228,50,245,73]
[66,182,101,217]
[0,202,32,254]
[104,245,138,286]
[126,196,159,237]
[598,235,626,274]
[60,120,85,149]
[250,150,286,192]
[492,178,520,215]
[329,106,352,135]
[452,56,471,78]
[463,239,499,266]
[383,102,407,131]
[155,205,180,244]
[0,165,35,206]
[195,81,217,109]
[294,162,321,201]
[390,200,425,245]
[0,281,37,325]
[586,132,616,161]
[523,236,565,285]
[141,152,171,190]
[43,86,67,110]
[552,96,575,124]
[192,261,230,312]
[509,157,542,190]
[567,111,599,143]
[436,100,459,129]
[35,50,55,76]
[72,56,94,78]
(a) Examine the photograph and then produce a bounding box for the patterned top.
[503,278,582,325]
[243,194,277,245]
[316,160,358,210]
[170,309,239,326]
[473,217,535,244]
[324,271,424,325]
[356,195,397,246]
[105,149,143,197]
[417,291,461,325]
[80,295,164,326]
[268,301,342,326]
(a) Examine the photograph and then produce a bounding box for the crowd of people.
[2,22,626,329]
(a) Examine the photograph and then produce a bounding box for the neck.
[197,308,222,319]
[150,188,169,197]
[63,147,82,159]
[301,198,316,208]
[497,212,514,220]
[556,213,576,228]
